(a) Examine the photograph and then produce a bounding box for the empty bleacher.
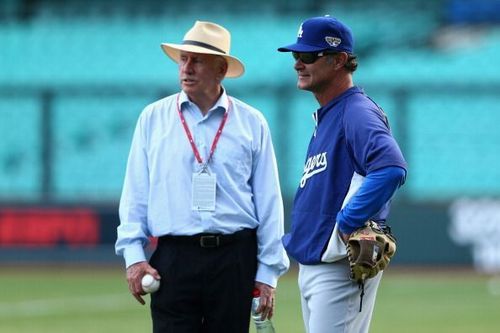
[0,97,41,199]
[1,0,500,202]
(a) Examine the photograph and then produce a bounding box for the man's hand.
[126,261,161,305]
[254,281,275,320]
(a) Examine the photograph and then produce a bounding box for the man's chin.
[297,81,311,91]
[181,83,196,92]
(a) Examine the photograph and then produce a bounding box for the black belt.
[158,228,256,248]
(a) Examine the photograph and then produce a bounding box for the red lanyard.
[177,94,230,165]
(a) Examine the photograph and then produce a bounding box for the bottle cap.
[252,288,261,297]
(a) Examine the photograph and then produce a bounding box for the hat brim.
[277,43,327,53]
[161,43,245,78]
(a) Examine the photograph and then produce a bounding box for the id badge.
[192,170,216,211]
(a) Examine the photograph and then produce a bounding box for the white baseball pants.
[298,258,383,333]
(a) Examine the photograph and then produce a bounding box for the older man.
[116,21,289,333]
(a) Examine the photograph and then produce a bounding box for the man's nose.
[181,58,194,73]
[294,59,305,70]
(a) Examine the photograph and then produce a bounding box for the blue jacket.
[283,86,407,264]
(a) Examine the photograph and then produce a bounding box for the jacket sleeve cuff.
[255,263,280,288]
[123,244,147,268]
[337,216,361,235]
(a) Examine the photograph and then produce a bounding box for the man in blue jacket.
[278,16,407,333]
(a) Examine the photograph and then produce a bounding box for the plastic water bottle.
[251,288,276,333]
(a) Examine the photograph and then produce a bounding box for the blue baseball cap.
[278,16,354,54]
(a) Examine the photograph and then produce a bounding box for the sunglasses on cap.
[292,51,337,64]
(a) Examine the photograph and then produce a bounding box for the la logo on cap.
[297,24,303,38]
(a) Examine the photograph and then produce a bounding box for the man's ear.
[333,52,348,70]
[217,58,228,80]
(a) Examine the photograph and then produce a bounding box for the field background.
[1,265,500,333]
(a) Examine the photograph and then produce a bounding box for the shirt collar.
[315,86,363,123]
[178,87,229,115]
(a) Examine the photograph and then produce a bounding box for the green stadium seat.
[1,3,500,202]
[0,97,41,200]
[52,94,156,200]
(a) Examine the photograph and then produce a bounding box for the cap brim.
[277,43,327,53]
[161,43,245,78]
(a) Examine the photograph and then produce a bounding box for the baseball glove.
[346,221,396,284]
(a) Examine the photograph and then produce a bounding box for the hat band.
[182,40,226,54]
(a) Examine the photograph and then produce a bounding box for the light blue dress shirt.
[115,89,289,287]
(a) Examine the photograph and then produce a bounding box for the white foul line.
[0,293,139,318]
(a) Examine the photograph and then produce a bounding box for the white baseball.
[141,274,160,293]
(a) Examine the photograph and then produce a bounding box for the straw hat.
[161,21,245,78]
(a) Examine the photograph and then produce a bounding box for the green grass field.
[1,266,499,333]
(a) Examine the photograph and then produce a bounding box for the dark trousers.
[149,229,257,333]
